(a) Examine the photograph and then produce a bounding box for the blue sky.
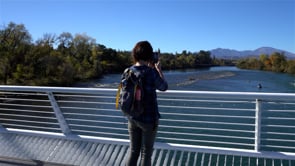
[1,0,294,53]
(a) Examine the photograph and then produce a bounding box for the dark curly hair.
[132,41,153,62]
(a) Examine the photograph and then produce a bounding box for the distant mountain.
[210,47,295,59]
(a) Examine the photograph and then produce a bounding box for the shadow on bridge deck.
[1,131,295,166]
[0,156,73,166]
[0,132,129,166]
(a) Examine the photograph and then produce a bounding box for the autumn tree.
[237,52,295,75]
[269,52,287,72]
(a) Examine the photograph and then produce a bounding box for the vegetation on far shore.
[1,22,294,86]
[236,53,295,74]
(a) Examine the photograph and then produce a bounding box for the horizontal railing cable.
[158,98,255,104]
[69,123,127,131]
[0,118,58,125]
[60,107,118,113]
[156,136,253,147]
[0,113,56,120]
[161,118,254,127]
[161,112,254,119]
[159,125,254,134]
[263,131,295,136]
[66,118,126,125]
[160,105,254,112]
[0,103,51,109]
[0,108,54,114]
[158,130,253,141]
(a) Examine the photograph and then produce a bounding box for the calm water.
[75,66,295,93]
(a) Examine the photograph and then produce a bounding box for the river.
[75,66,295,93]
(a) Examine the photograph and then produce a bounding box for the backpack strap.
[129,66,146,83]
[115,83,122,109]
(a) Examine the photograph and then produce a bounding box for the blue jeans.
[126,119,158,166]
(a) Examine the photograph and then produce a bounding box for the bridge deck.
[0,132,129,166]
[1,131,295,166]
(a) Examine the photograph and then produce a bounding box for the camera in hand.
[152,52,159,63]
[152,49,160,63]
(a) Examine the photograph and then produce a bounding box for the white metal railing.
[0,85,295,162]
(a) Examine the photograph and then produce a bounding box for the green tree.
[70,33,99,79]
[195,50,212,67]
[57,32,73,55]
[0,22,32,84]
[1,22,232,86]
[19,33,57,85]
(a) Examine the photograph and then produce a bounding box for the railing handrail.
[1,85,295,100]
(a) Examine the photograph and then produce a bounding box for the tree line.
[236,52,295,74]
[1,22,229,86]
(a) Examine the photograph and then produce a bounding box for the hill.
[210,47,295,60]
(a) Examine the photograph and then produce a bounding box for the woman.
[125,41,168,166]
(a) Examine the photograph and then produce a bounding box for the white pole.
[254,99,262,152]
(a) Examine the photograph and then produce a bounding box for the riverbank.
[74,66,295,93]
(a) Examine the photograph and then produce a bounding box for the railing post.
[255,99,262,152]
[47,92,72,135]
